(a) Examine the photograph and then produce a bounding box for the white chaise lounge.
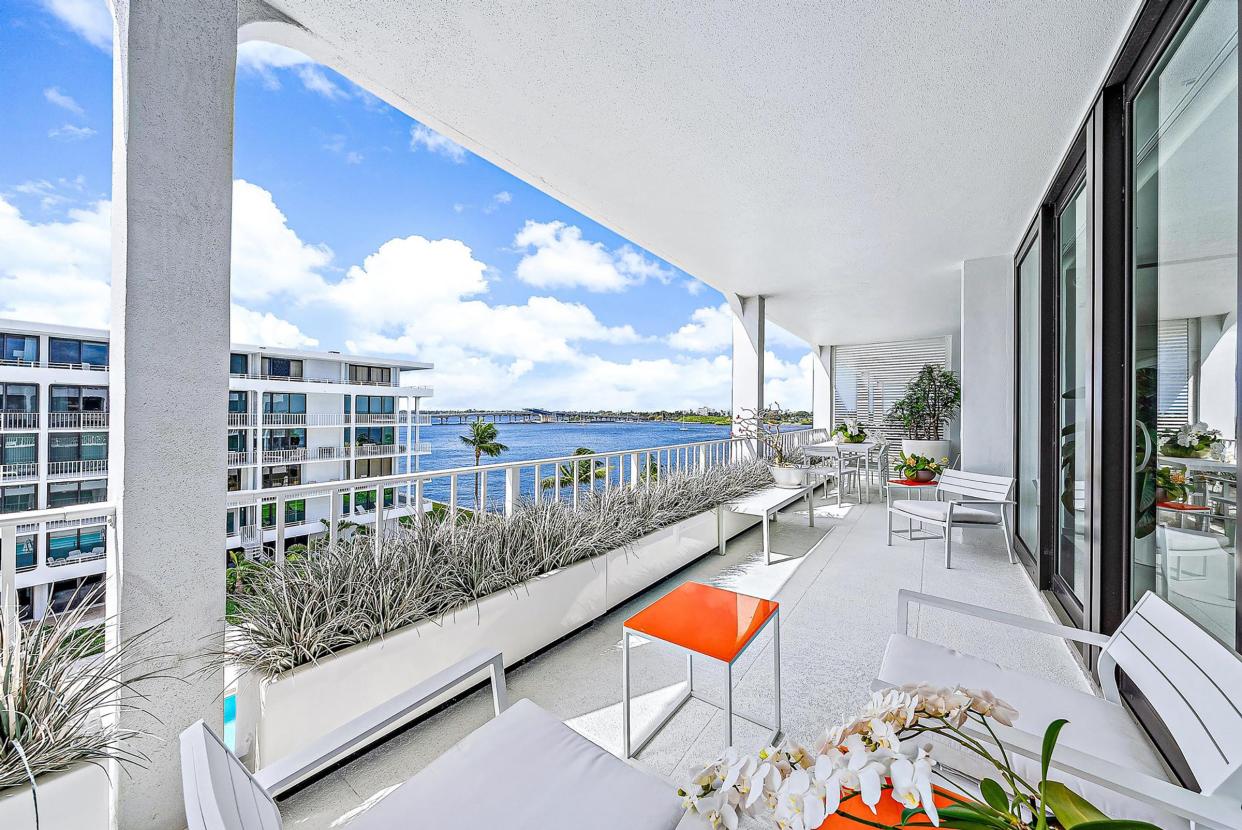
[886,468,1015,567]
[875,590,1242,830]
[181,649,687,830]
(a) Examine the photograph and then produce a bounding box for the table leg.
[717,506,726,556]
[688,652,694,694]
[763,510,771,565]
[724,661,733,748]
[622,629,631,757]
[806,488,815,528]
[773,611,782,738]
[836,455,843,507]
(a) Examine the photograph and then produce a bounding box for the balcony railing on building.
[47,459,108,479]
[230,371,422,390]
[1,461,38,481]
[48,411,110,429]
[0,411,39,430]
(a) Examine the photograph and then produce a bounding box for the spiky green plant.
[1,593,166,799]
[226,461,774,676]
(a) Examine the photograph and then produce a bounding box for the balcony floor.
[280,487,1115,828]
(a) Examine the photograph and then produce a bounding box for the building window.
[50,432,108,462]
[1,332,38,365]
[228,430,246,453]
[353,426,395,447]
[355,457,393,478]
[228,391,249,413]
[49,574,104,612]
[262,465,302,488]
[2,434,36,466]
[1,484,36,514]
[1,384,38,413]
[230,353,248,375]
[16,537,35,573]
[354,396,396,417]
[1016,237,1041,558]
[350,365,392,385]
[263,392,306,414]
[227,469,242,492]
[50,385,108,413]
[49,337,108,368]
[262,356,303,378]
[262,498,307,528]
[47,526,106,566]
[47,479,107,508]
[264,429,305,451]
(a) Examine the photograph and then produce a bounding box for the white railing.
[353,443,407,458]
[1,502,117,634]
[44,361,108,372]
[230,372,404,389]
[225,427,827,557]
[48,459,108,478]
[0,412,39,430]
[48,411,110,429]
[1,462,38,481]
[411,441,432,454]
[228,451,257,467]
[352,413,401,425]
[228,412,256,427]
[262,448,308,464]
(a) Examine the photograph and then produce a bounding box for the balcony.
[231,371,406,389]
[48,411,110,430]
[47,459,108,479]
[0,411,39,430]
[0,462,38,481]
[352,442,406,457]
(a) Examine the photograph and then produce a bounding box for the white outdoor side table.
[621,581,781,758]
[717,483,815,565]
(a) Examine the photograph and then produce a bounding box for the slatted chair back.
[1098,592,1242,799]
[181,720,282,830]
[935,469,1014,503]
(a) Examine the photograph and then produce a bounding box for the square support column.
[730,294,765,435]
[110,1,237,826]
[959,255,1014,475]
[811,345,832,430]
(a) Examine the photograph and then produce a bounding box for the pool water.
[223,693,236,750]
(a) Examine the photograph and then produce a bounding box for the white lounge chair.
[886,468,1015,567]
[181,649,687,830]
[875,590,1242,830]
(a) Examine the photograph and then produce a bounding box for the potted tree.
[887,364,960,462]
[735,404,806,487]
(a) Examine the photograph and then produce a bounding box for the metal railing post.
[504,466,519,516]
[629,453,639,489]
[275,496,286,568]
[329,492,340,546]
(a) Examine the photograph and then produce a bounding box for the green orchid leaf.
[979,778,1010,814]
[1042,781,1107,827]
[1040,718,1069,782]
[927,805,1010,828]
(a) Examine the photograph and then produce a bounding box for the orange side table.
[622,581,781,758]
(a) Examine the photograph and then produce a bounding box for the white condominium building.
[0,318,432,621]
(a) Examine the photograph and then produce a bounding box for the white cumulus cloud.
[44,87,85,117]
[513,220,672,293]
[230,305,318,348]
[41,0,111,51]
[48,124,96,141]
[230,179,333,303]
[409,124,467,163]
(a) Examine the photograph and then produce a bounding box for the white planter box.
[0,763,111,830]
[249,508,760,767]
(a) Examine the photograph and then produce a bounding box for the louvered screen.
[832,337,951,448]
[1157,318,1192,433]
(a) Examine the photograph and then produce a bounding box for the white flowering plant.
[678,684,1158,830]
[1161,422,1220,458]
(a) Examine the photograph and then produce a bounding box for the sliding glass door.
[1057,181,1091,615]
[1015,236,1041,561]
[1130,0,1238,646]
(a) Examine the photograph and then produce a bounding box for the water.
[403,420,731,509]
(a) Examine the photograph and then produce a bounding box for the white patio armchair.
[875,589,1242,830]
[886,468,1015,567]
[181,649,688,830]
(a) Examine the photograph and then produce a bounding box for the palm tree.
[460,421,509,507]
[540,447,607,489]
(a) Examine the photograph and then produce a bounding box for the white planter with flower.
[1161,421,1221,459]
[735,404,808,488]
[0,763,111,830]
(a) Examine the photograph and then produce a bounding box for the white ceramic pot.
[901,440,952,463]
[769,464,806,488]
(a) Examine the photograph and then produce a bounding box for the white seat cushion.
[345,698,684,830]
[890,499,1000,524]
[877,634,1186,828]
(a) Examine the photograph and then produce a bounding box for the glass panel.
[48,482,80,507]
[230,353,248,374]
[228,431,246,453]
[81,387,107,412]
[49,434,80,462]
[2,334,38,364]
[3,434,37,465]
[3,384,37,412]
[1131,0,1238,646]
[290,394,306,414]
[1017,242,1041,555]
[382,397,395,414]
[81,433,107,461]
[357,396,370,414]
[229,391,248,413]
[16,537,35,571]
[80,341,108,367]
[286,499,306,524]
[1058,182,1090,606]
[50,385,77,412]
[49,338,80,365]
[79,479,107,504]
[1,485,36,513]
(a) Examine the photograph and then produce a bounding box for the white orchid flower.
[697,789,740,830]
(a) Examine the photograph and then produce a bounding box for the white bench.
[718,483,815,565]
[181,649,686,830]
[886,468,1015,567]
[875,590,1242,830]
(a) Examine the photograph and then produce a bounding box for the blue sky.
[0,0,811,410]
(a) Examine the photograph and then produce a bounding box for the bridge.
[423,408,646,425]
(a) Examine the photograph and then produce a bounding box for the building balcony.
[261,448,309,465]
[231,371,411,390]
[0,411,40,430]
[48,411,110,430]
[47,459,108,479]
[353,442,407,457]
[0,462,38,481]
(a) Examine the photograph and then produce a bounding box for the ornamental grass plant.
[226,461,773,677]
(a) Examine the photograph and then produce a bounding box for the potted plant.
[679,684,1159,830]
[887,364,960,462]
[831,418,868,444]
[1160,422,1220,459]
[735,405,806,488]
[1154,466,1189,504]
[894,452,945,483]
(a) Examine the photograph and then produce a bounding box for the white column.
[959,255,1013,475]
[110,1,236,827]
[729,294,765,435]
[811,345,832,431]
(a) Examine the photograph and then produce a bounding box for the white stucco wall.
[960,256,1014,475]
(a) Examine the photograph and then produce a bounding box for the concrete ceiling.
[254,0,1143,348]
